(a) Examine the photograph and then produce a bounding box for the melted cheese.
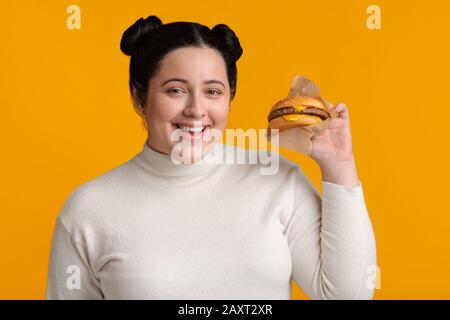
[282,114,322,123]
[293,105,307,111]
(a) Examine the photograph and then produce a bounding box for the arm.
[284,165,377,300]
[46,216,104,300]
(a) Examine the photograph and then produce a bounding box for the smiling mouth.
[172,123,211,137]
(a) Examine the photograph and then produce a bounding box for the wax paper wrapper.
[266,75,338,156]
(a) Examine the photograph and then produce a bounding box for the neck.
[133,139,223,179]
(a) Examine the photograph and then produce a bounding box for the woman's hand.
[310,102,360,188]
[310,102,354,166]
[266,102,360,188]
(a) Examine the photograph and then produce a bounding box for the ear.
[132,86,143,108]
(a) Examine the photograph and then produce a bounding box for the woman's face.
[142,46,230,163]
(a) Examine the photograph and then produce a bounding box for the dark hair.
[120,15,243,110]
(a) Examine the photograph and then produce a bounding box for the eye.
[167,88,185,94]
[207,89,221,96]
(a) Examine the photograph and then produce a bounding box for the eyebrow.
[160,78,225,88]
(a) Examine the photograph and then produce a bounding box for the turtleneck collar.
[133,140,223,179]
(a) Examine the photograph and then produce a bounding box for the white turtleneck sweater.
[46,141,377,300]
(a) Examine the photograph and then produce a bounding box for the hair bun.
[211,24,243,63]
[120,15,163,56]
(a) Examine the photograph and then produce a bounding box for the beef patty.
[268,106,330,122]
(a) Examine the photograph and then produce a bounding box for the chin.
[177,141,212,162]
[168,135,217,165]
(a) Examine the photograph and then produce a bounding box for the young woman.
[46,15,377,300]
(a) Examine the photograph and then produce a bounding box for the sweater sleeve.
[46,217,104,300]
[284,165,377,300]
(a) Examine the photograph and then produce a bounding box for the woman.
[46,15,377,300]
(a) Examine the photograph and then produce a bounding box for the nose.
[182,92,206,119]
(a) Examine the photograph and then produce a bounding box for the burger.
[267,95,332,132]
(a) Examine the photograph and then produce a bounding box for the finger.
[335,102,349,121]
[279,127,313,155]
[311,119,329,135]
[325,101,334,109]
[324,100,338,117]
[327,117,345,129]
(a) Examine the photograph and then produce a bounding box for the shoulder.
[57,159,135,228]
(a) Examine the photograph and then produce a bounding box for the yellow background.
[1,0,449,299]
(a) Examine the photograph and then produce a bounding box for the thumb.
[270,127,313,156]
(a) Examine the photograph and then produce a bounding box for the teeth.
[176,124,205,133]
